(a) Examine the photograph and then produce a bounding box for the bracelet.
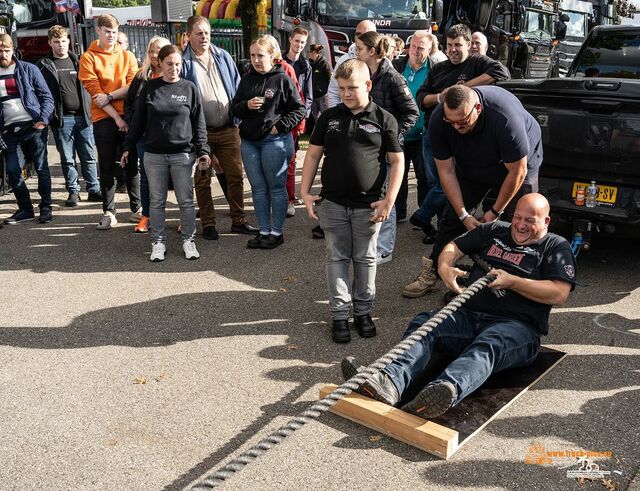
[436,93,441,104]
[490,206,503,217]
[458,209,470,221]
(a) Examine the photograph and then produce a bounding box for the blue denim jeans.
[376,204,396,257]
[4,125,51,211]
[319,199,381,320]
[240,133,293,235]
[144,152,196,243]
[384,307,541,406]
[50,115,99,194]
[412,133,446,226]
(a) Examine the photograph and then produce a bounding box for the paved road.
[1,150,638,490]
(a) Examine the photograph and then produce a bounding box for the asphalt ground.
[1,146,638,491]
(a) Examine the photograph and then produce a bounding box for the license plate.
[572,182,617,205]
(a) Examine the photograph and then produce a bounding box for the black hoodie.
[231,64,305,141]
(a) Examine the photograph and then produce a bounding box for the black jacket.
[310,55,331,99]
[369,58,419,137]
[37,52,92,128]
[231,64,305,141]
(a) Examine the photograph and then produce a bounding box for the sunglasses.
[442,103,479,126]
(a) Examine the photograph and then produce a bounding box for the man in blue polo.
[405,84,543,296]
[0,34,55,225]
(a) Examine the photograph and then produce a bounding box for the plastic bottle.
[585,180,597,208]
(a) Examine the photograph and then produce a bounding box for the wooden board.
[319,384,459,459]
[320,346,566,459]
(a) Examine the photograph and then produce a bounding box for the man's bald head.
[517,193,550,217]
[470,32,488,55]
[356,20,377,35]
[511,193,551,245]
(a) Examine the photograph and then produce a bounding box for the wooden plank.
[319,384,459,459]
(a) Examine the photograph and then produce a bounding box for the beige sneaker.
[402,257,441,298]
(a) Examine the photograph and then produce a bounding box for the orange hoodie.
[78,40,138,123]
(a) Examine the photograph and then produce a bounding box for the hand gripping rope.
[191,257,496,489]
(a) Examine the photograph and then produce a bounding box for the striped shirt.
[0,64,32,127]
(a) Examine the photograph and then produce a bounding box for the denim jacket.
[181,43,240,126]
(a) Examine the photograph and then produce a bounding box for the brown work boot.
[402,257,441,298]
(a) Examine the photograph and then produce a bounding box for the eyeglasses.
[442,104,479,126]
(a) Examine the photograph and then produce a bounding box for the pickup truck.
[498,25,640,251]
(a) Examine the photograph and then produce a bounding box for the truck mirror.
[433,0,443,23]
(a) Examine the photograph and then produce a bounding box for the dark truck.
[499,24,640,252]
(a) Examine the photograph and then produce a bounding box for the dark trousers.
[93,118,140,214]
[396,138,428,219]
[429,173,537,266]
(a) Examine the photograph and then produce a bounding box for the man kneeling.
[344,193,576,418]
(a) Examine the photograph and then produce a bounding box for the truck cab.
[554,0,591,76]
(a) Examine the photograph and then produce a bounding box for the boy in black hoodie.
[37,25,101,206]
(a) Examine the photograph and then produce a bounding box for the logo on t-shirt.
[327,119,341,132]
[264,88,276,99]
[171,94,187,103]
[564,265,575,278]
[358,123,380,134]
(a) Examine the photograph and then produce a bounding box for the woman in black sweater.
[231,36,305,250]
[122,45,210,262]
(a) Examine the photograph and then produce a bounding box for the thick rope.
[191,265,496,489]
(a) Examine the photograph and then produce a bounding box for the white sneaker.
[183,239,200,260]
[286,203,296,217]
[96,212,117,230]
[376,252,393,265]
[150,241,166,262]
[129,209,143,223]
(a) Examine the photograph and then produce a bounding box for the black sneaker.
[39,208,53,224]
[332,320,351,343]
[247,233,267,249]
[354,314,376,338]
[87,191,103,202]
[231,222,259,235]
[356,371,399,406]
[64,193,80,207]
[402,380,457,419]
[259,233,284,249]
[341,356,364,381]
[422,225,437,245]
[311,225,325,239]
[202,226,219,240]
[4,209,35,225]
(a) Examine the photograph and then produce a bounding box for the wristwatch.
[107,93,113,102]
[490,206,504,218]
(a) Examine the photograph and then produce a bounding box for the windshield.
[563,11,587,38]
[573,31,640,79]
[522,10,553,40]
[317,0,427,19]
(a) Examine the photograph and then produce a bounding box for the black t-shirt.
[429,86,543,186]
[416,54,510,125]
[54,56,80,115]
[454,221,577,335]
[310,101,402,208]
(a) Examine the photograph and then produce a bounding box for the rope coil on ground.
[192,264,496,489]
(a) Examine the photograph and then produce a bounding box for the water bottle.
[585,180,597,208]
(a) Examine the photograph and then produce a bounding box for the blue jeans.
[412,133,446,226]
[384,307,541,406]
[319,199,381,320]
[144,152,196,243]
[376,205,396,257]
[4,125,51,211]
[50,115,99,194]
[241,133,293,235]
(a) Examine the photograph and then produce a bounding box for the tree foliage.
[92,0,150,7]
